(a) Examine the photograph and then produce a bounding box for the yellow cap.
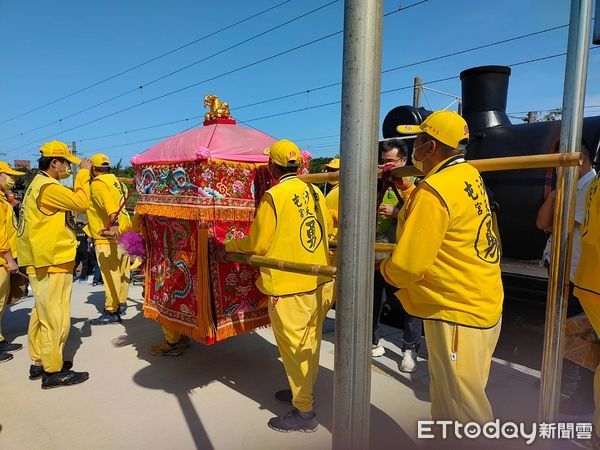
[325,157,340,170]
[39,140,81,164]
[396,110,469,148]
[91,153,110,168]
[263,139,301,167]
[0,161,25,176]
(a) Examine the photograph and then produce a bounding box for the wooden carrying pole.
[224,253,337,277]
[117,177,134,185]
[298,152,582,184]
[330,241,395,254]
[115,153,582,187]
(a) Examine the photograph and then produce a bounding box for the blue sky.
[0,0,598,165]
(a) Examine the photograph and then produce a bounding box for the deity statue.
[204,95,231,122]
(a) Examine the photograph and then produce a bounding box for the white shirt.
[542,168,597,281]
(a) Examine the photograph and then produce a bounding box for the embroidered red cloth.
[134,121,311,344]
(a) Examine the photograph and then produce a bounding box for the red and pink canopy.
[131,121,277,165]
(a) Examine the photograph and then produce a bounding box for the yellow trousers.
[27,270,73,372]
[269,281,334,412]
[0,267,10,341]
[162,326,181,344]
[96,243,130,312]
[575,290,600,438]
[424,318,502,423]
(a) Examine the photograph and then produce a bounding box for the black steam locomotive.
[382,65,600,264]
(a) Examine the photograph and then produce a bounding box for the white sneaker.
[371,344,385,358]
[399,349,417,373]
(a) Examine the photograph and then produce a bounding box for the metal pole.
[593,0,600,44]
[333,0,382,449]
[413,76,422,108]
[539,0,593,422]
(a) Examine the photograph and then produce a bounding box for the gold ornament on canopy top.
[204,95,231,122]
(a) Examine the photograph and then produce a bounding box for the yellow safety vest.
[397,156,504,328]
[325,183,339,238]
[0,197,17,265]
[259,176,332,296]
[87,173,131,243]
[17,173,78,268]
[574,173,600,296]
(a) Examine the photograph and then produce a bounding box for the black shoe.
[41,369,89,389]
[0,340,23,352]
[118,304,127,316]
[268,408,318,433]
[29,361,74,380]
[275,389,293,405]
[90,310,121,326]
[0,352,13,363]
[92,281,103,286]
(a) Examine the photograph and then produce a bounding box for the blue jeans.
[373,269,422,351]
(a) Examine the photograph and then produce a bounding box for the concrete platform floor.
[0,282,592,449]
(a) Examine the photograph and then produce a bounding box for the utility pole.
[539,0,592,422]
[413,76,422,108]
[527,111,537,123]
[593,0,600,44]
[334,0,382,449]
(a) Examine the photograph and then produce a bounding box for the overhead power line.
[381,24,569,76]
[1,0,339,142]
[43,46,600,154]
[4,0,430,131]
[508,104,600,115]
[4,0,428,152]
[239,49,600,122]
[231,23,570,113]
[0,0,294,127]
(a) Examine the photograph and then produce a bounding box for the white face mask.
[411,142,431,172]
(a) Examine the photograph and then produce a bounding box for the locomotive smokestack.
[460,65,512,132]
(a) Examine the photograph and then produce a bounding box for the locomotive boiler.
[382,65,600,262]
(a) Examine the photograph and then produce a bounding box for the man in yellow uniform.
[0,162,25,363]
[225,139,334,433]
[324,157,340,237]
[573,169,600,446]
[380,111,503,423]
[87,154,132,325]
[18,140,92,388]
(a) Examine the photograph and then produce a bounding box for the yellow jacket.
[226,174,333,296]
[380,155,503,328]
[0,196,17,265]
[574,173,600,297]
[325,183,339,238]
[87,173,131,244]
[17,170,91,272]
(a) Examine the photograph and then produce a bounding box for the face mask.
[411,142,431,172]
[58,165,72,180]
[0,176,15,191]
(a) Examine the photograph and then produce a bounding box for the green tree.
[111,159,135,178]
[309,157,335,173]
[540,108,562,122]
